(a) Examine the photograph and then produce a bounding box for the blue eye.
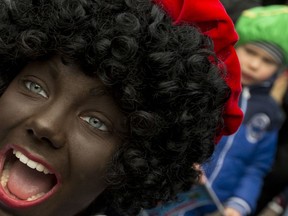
[24,81,48,98]
[80,116,108,132]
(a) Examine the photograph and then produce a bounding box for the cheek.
[259,66,277,81]
[66,143,115,206]
[68,133,117,190]
[72,145,114,180]
[236,52,248,67]
[0,91,20,131]
[0,89,31,129]
[0,80,42,130]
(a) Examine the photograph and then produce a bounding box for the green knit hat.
[236,5,288,65]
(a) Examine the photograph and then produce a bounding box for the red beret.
[153,0,243,143]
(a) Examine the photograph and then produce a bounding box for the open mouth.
[0,148,58,206]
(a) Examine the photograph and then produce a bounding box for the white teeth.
[19,153,29,164]
[27,192,45,201]
[1,164,10,187]
[36,163,45,172]
[27,160,37,169]
[13,150,51,174]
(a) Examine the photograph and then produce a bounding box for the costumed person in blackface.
[0,0,242,215]
[203,5,288,216]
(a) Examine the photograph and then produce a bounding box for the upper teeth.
[13,150,51,174]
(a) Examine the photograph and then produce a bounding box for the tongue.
[7,160,55,200]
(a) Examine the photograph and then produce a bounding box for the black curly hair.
[0,0,230,215]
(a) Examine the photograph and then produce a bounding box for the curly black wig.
[0,0,230,215]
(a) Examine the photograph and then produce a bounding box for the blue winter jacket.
[203,84,285,215]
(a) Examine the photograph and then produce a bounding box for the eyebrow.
[89,86,110,97]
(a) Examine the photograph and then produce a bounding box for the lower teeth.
[1,163,45,201]
[1,163,10,187]
[27,192,45,201]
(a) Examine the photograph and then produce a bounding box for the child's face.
[236,44,280,86]
[0,57,124,215]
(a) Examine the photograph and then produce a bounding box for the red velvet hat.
[153,0,243,143]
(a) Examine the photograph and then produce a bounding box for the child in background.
[204,5,288,216]
[0,0,242,215]
[255,72,288,216]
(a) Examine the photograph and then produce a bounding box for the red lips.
[0,145,60,208]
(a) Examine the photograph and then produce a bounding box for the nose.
[25,106,67,149]
[248,57,262,71]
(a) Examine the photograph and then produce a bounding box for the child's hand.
[204,207,241,216]
[193,164,206,184]
[257,199,284,216]
[270,70,288,105]
[205,211,222,216]
[224,207,242,216]
[257,206,281,216]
